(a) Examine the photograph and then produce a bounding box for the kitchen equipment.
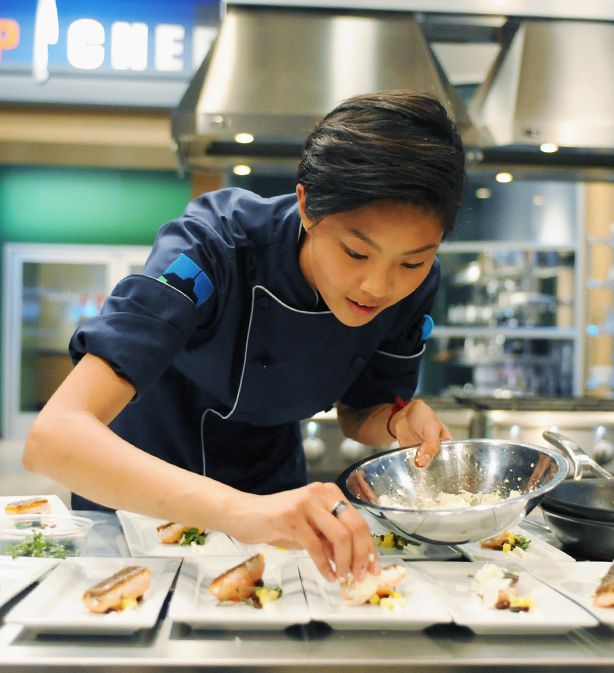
[542,430,613,480]
[540,508,614,561]
[540,430,614,560]
[541,479,614,524]
[468,398,614,466]
[336,439,568,545]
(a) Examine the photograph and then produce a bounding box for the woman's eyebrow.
[349,228,439,255]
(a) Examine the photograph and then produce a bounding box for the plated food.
[593,562,614,608]
[479,531,531,557]
[209,553,282,608]
[4,497,50,516]
[471,563,534,612]
[339,564,406,608]
[82,564,152,613]
[156,521,207,546]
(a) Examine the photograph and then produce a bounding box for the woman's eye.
[343,246,367,260]
[402,261,425,270]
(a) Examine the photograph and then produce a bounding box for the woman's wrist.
[386,396,409,438]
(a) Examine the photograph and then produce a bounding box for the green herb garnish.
[179,528,207,546]
[2,531,75,559]
[513,535,531,551]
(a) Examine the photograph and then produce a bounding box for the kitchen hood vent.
[172,5,477,171]
[469,20,614,150]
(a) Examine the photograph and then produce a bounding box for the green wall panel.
[0,166,191,245]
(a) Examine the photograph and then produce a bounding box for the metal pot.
[541,430,614,560]
[540,507,614,561]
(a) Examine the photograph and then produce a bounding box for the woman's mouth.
[347,298,379,316]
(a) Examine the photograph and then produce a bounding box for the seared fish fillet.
[82,565,151,613]
[156,521,204,544]
[4,497,50,515]
[593,562,614,608]
[209,553,265,602]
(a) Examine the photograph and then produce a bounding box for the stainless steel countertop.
[0,512,612,673]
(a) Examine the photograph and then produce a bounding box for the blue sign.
[0,0,220,105]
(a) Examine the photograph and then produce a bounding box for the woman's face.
[297,184,444,327]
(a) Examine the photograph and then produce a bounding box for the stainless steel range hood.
[469,19,614,150]
[172,5,477,171]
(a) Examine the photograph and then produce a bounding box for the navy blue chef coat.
[69,188,440,511]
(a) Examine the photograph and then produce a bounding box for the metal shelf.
[433,326,576,339]
[439,241,577,253]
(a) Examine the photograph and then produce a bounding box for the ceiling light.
[495,172,513,184]
[540,142,559,153]
[234,132,254,144]
[232,164,252,176]
[475,187,492,199]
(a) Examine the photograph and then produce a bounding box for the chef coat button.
[257,295,271,309]
[353,357,366,369]
[260,356,272,369]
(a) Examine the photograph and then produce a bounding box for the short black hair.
[297,91,466,235]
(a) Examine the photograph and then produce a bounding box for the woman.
[23,91,466,582]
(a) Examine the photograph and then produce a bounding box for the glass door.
[2,244,149,438]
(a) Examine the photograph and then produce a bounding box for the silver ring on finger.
[330,500,349,518]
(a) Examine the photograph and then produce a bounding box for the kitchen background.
[1,0,613,500]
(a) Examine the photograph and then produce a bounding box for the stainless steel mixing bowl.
[337,439,568,545]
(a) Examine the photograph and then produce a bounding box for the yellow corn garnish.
[119,596,138,610]
[510,596,534,611]
[369,594,381,605]
[502,542,512,553]
[382,533,396,548]
[380,596,405,610]
[389,591,402,598]
[254,587,282,605]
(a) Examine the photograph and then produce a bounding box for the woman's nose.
[360,266,391,299]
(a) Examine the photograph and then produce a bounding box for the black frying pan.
[540,505,614,561]
[540,431,614,560]
[541,478,614,523]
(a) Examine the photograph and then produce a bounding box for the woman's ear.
[295,183,307,221]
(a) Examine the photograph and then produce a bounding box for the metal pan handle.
[542,430,613,480]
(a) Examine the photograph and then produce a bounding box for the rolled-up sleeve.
[340,260,440,408]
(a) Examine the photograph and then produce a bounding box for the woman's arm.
[24,354,377,581]
[336,399,452,467]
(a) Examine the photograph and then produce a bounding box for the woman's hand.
[389,399,452,467]
[226,482,379,582]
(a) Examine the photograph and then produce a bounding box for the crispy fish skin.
[156,521,204,544]
[209,553,265,602]
[4,497,50,515]
[593,562,614,608]
[82,565,151,613]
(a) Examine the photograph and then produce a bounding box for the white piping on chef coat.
[199,284,331,476]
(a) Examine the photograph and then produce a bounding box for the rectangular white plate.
[458,526,574,564]
[4,556,180,634]
[0,495,70,517]
[117,510,246,557]
[299,559,452,630]
[522,561,614,628]
[168,555,310,629]
[413,561,598,635]
[0,557,60,609]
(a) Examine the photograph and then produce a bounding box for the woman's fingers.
[310,497,378,581]
[291,518,336,581]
